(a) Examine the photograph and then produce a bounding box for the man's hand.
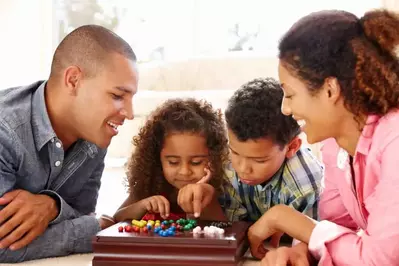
[177,183,215,218]
[0,190,58,250]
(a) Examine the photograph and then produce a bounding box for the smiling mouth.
[107,121,123,135]
[296,119,306,128]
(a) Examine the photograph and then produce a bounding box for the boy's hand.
[177,183,215,218]
[138,195,170,219]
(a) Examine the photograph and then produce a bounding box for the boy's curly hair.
[225,78,301,147]
[126,98,229,201]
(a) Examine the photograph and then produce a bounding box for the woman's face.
[278,61,340,144]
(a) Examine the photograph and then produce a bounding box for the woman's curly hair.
[126,98,229,201]
[278,9,399,124]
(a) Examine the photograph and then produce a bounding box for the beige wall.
[3,0,393,161]
[139,54,279,91]
[382,0,399,11]
[107,56,279,158]
[0,0,54,89]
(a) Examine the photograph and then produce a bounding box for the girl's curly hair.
[278,9,399,124]
[126,98,229,201]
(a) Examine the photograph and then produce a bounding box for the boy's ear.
[285,136,302,158]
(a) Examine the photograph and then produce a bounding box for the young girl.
[247,9,399,266]
[113,98,229,222]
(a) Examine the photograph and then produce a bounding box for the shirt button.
[56,142,62,148]
[55,161,61,167]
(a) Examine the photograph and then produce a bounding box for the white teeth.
[297,120,306,127]
[107,121,118,130]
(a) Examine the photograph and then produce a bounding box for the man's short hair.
[50,25,136,78]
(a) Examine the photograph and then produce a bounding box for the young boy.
[219,77,323,222]
[177,78,323,223]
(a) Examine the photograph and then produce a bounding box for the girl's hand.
[177,183,215,218]
[138,195,170,219]
[197,166,212,184]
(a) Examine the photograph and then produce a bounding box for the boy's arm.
[113,195,147,222]
[200,194,227,221]
[282,147,325,220]
[218,177,248,222]
[287,190,319,220]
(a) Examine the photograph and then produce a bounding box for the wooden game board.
[92,220,251,266]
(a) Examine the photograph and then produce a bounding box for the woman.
[248,9,399,266]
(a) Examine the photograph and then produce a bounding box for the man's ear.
[285,136,302,158]
[63,66,82,95]
[324,77,341,104]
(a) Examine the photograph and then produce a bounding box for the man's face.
[72,53,139,148]
[228,129,288,185]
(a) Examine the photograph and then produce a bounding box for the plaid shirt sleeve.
[218,164,248,222]
[281,148,324,221]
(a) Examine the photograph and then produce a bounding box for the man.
[0,25,138,262]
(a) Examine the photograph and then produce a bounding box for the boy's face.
[228,129,288,185]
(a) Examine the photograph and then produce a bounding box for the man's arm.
[0,122,18,203]
[42,151,106,225]
[0,123,105,261]
[0,215,101,263]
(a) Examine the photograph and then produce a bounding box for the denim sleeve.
[0,122,103,262]
[42,154,106,225]
[0,121,19,204]
[0,215,101,263]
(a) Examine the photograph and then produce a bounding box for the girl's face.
[160,132,210,189]
[278,61,341,144]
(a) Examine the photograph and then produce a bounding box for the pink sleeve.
[318,139,357,229]
[309,136,399,266]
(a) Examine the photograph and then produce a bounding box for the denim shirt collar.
[31,81,99,157]
[31,81,56,151]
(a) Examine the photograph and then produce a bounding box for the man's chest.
[15,143,102,199]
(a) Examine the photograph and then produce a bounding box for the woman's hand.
[260,242,313,266]
[248,205,317,259]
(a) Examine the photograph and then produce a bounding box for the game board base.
[92,221,251,266]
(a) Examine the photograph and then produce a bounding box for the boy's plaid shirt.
[219,147,324,222]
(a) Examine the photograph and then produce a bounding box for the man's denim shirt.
[0,81,107,262]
